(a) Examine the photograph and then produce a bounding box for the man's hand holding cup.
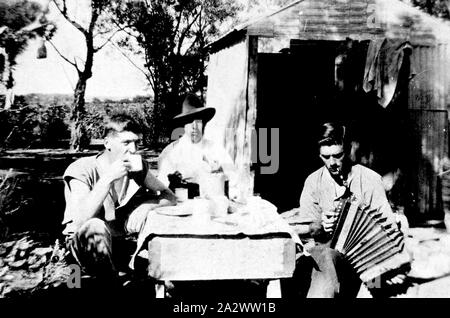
[104,158,131,182]
[127,153,143,172]
[103,154,142,183]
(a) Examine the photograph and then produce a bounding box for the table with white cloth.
[131,197,299,298]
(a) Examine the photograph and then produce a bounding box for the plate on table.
[154,205,193,217]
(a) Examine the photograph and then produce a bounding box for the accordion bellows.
[330,195,411,283]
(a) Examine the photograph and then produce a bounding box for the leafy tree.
[0,0,55,109]
[50,0,121,150]
[409,0,450,19]
[112,0,240,143]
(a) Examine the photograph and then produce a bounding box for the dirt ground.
[0,231,160,299]
[357,227,450,298]
[2,226,450,299]
[0,232,71,298]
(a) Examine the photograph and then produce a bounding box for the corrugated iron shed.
[205,0,450,220]
[209,0,450,51]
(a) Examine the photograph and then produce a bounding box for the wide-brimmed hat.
[173,93,216,126]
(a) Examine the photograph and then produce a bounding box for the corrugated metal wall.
[248,0,382,40]
[407,109,448,220]
[209,0,450,220]
[409,44,450,111]
[247,0,448,43]
[407,44,449,219]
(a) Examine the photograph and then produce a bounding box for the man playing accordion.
[282,122,407,298]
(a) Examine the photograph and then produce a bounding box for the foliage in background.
[0,94,161,150]
[85,98,158,147]
[0,93,160,240]
[0,96,70,149]
[0,170,30,241]
[408,0,450,19]
[112,0,241,141]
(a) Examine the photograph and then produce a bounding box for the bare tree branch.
[109,41,153,87]
[94,27,124,52]
[93,28,113,37]
[61,0,67,15]
[88,5,100,35]
[185,36,200,55]
[176,7,202,55]
[52,0,87,36]
[185,11,206,55]
[170,8,183,52]
[142,49,157,93]
[48,39,81,73]
[144,53,156,92]
[110,19,138,40]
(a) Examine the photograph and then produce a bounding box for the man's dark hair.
[103,113,142,137]
[317,122,348,148]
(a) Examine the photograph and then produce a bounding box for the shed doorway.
[254,41,338,212]
[253,39,412,214]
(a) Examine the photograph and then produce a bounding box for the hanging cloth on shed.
[363,38,412,108]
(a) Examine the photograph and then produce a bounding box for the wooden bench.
[88,138,104,151]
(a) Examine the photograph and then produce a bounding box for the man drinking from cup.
[62,113,177,281]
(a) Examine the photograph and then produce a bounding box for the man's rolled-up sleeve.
[282,175,325,240]
[297,175,322,225]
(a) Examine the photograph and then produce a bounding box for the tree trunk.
[3,52,14,110]
[70,77,88,151]
[150,90,164,145]
[70,32,94,151]
[4,88,14,110]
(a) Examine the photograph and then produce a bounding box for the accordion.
[330,194,411,286]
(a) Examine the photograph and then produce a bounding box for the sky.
[11,0,276,99]
[13,0,150,99]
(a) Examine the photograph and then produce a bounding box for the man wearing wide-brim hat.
[172,93,216,130]
[158,93,237,198]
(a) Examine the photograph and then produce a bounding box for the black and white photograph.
[1,0,450,306]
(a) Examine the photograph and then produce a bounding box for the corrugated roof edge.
[206,0,450,53]
[205,0,305,53]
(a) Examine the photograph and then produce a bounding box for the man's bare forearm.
[293,224,312,235]
[75,177,113,225]
[158,189,177,206]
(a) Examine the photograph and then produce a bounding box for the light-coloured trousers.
[65,203,152,277]
[282,243,361,298]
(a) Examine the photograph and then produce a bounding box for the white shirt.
[158,135,237,190]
